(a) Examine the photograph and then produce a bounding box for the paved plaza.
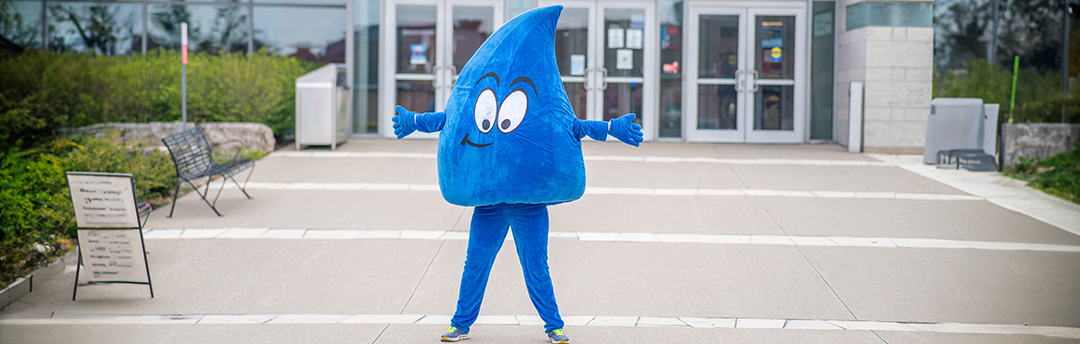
[2,140,1079,343]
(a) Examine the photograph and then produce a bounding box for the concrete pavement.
[2,140,1080,343]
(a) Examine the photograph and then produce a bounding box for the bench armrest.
[211,140,246,162]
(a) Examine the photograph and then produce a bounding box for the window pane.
[604,8,644,78]
[754,85,794,131]
[554,7,588,77]
[396,5,436,74]
[564,82,586,120]
[253,0,347,4]
[756,15,795,80]
[254,5,346,62]
[451,6,493,72]
[0,1,42,50]
[48,2,142,56]
[811,1,834,140]
[149,4,248,54]
[354,0,379,134]
[397,79,435,113]
[603,82,643,124]
[658,0,681,138]
[698,85,737,130]
[698,15,738,79]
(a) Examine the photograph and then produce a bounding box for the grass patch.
[1004,143,1080,204]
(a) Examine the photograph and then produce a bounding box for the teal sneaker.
[546,328,570,344]
[440,326,470,342]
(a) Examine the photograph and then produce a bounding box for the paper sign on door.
[616,49,633,70]
[607,28,624,49]
[570,55,586,75]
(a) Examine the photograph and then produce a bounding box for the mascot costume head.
[437,5,584,207]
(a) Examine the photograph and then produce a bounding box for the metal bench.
[162,126,255,217]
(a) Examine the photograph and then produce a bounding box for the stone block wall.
[1003,123,1080,166]
[65,122,276,153]
[835,0,933,153]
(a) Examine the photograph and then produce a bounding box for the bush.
[934,59,1078,123]
[0,135,176,288]
[0,49,316,151]
[1004,142,1080,204]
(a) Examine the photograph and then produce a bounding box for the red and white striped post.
[181,22,188,130]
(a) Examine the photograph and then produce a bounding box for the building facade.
[1,0,933,151]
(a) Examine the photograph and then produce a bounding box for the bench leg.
[210,175,229,215]
[167,178,182,218]
[186,178,223,217]
[232,165,255,200]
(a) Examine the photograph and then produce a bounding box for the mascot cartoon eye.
[474,88,498,133]
[497,89,528,133]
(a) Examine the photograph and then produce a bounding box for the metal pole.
[182,23,188,130]
[1010,56,1019,120]
[990,0,999,62]
[1064,0,1072,123]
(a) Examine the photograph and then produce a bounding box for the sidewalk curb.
[0,251,75,311]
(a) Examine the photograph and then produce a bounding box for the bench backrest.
[162,126,214,180]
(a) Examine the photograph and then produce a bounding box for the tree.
[0,2,40,49]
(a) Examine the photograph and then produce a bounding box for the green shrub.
[934,58,1077,124]
[0,49,316,151]
[0,136,176,288]
[1004,143,1080,204]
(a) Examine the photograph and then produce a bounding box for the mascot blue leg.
[450,203,564,333]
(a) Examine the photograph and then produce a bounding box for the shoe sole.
[441,334,470,342]
[548,338,568,344]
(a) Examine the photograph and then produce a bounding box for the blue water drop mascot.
[392,5,643,343]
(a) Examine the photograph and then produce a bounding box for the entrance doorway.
[379,0,504,138]
[685,3,805,143]
[540,0,657,141]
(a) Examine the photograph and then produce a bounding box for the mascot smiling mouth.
[460,133,493,147]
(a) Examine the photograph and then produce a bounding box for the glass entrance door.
[380,0,503,138]
[542,0,657,141]
[686,5,805,143]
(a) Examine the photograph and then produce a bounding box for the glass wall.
[47,1,142,56]
[354,0,379,134]
[810,1,834,140]
[254,5,346,62]
[658,0,681,138]
[10,0,348,60]
[148,3,248,54]
[0,1,43,50]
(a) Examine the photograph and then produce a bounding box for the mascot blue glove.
[608,114,644,147]
[391,106,415,139]
[392,6,639,343]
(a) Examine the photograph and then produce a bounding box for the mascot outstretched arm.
[392,6,643,343]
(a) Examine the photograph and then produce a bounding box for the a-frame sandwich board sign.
[66,172,154,300]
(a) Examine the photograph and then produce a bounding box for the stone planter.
[64,122,276,153]
[1002,123,1080,166]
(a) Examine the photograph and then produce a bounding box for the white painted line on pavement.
[4,314,1077,339]
[268,151,896,167]
[222,182,982,201]
[140,228,1080,253]
[869,155,1080,237]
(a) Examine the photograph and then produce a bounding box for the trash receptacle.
[923,98,985,164]
[296,63,350,150]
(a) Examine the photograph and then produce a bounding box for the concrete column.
[834,0,933,154]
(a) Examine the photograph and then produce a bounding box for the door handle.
[734,70,744,92]
[600,68,608,91]
[431,65,442,88]
[583,68,593,90]
[749,70,759,92]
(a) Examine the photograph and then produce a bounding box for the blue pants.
[450,203,564,332]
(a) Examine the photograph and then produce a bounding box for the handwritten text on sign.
[67,174,139,228]
[77,229,148,283]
